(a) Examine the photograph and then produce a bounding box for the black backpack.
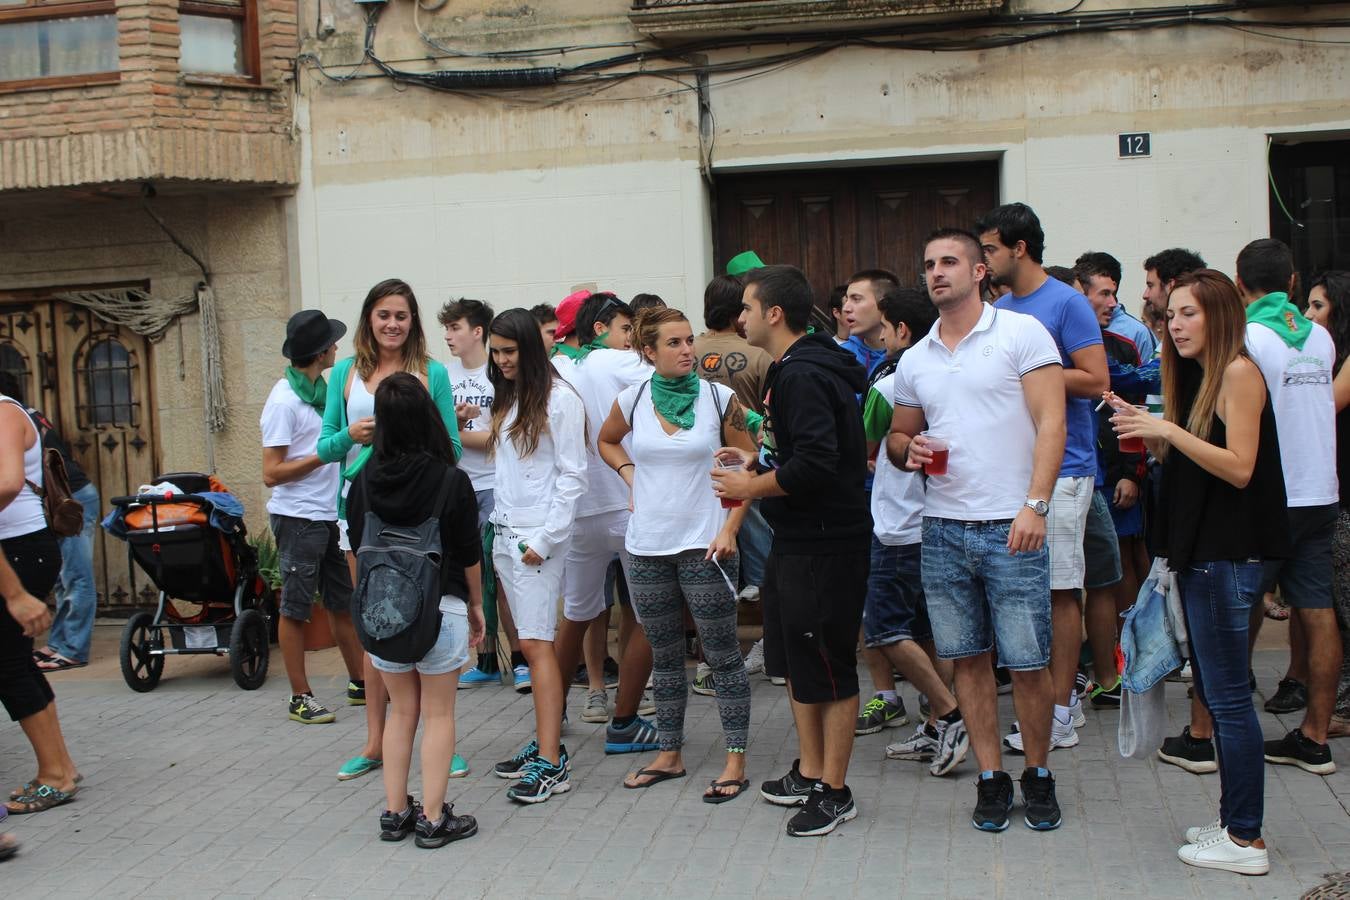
[352,472,454,664]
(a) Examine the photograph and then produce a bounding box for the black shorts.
[1261,503,1336,609]
[270,515,353,621]
[1,529,61,721]
[762,545,868,704]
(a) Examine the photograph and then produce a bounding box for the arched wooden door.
[0,298,160,611]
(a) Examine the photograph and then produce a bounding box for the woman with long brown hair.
[486,308,588,804]
[1111,269,1288,875]
[317,278,463,782]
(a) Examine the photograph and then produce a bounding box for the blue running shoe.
[604,716,661,754]
[458,666,498,689]
[513,664,532,694]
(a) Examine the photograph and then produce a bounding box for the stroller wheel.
[120,612,164,692]
[229,608,269,691]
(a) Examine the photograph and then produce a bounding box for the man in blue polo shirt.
[977,203,1108,753]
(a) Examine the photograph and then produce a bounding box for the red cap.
[553,289,591,339]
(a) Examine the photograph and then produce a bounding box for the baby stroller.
[107,472,270,692]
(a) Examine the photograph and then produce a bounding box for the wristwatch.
[1024,498,1050,517]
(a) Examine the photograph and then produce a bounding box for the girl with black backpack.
[346,373,484,848]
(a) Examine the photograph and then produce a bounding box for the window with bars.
[81,337,137,427]
[180,0,258,81]
[0,0,119,89]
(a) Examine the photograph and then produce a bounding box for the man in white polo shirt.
[261,310,365,725]
[887,228,1066,833]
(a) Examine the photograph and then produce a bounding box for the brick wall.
[0,0,299,189]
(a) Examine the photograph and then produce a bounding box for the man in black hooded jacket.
[713,264,871,837]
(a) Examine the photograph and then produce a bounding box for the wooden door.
[714,161,1000,306]
[0,299,159,610]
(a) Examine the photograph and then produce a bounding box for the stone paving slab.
[2,639,1347,898]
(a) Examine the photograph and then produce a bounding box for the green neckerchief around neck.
[574,330,611,362]
[1245,291,1312,350]
[554,342,582,360]
[285,366,326,414]
[651,372,700,430]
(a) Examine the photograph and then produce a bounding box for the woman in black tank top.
[1110,270,1288,876]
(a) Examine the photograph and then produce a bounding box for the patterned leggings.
[1333,509,1350,719]
[624,550,750,752]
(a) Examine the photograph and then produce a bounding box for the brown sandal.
[10,772,81,801]
[5,783,77,814]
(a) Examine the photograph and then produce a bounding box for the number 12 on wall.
[1119,133,1151,158]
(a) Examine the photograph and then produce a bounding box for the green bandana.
[285,367,326,414]
[1245,292,1312,350]
[553,342,582,360]
[574,331,611,362]
[651,373,700,430]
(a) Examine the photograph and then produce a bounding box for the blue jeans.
[920,517,1051,670]
[863,538,930,647]
[737,500,772,588]
[48,482,100,663]
[1178,559,1265,842]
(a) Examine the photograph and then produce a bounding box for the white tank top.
[0,396,48,539]
[341,373,376,496]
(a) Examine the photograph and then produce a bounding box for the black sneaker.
[494,739,539,779]
[759,759,819,807]
[506,750,571,804]
[1263,678,1308,714]
[786,783,857,837]
[971,771,1014,832]
[1157,726,1217,774]
[347,680,366,706]
[1264,727,1336,775]
[602,656,620,689]
[1249,669,1258,693]
[379,797,420,841]
[414,803,478,848]
[1089,677,1121,710]
[288,693,335,724]
[1075,669,1091,700]
[1019,767,1062,831]
[994,667,1013,695]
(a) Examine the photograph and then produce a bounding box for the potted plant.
[249,531,336,651]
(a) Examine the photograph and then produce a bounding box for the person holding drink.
[597,306,757,801]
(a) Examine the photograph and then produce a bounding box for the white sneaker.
[637,690,656,716]
[1184,818,1223,844]
[886,723,938,761]
[929,717,970,777]
[1068,697,1086,729]
[1003,715,1079,753]
[769,675,787,686]
[738,585,760,603]
[1177,830,1269,876]
[744,640,765,675]
[581,688,609,724]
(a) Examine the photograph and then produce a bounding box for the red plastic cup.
[923,436,949,476]
[716,457,743,508]
[1118,406,1148,454]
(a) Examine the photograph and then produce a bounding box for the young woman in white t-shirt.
[486,308,588,804]
[597,307,758,802]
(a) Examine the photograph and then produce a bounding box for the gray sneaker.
[638,690,656,716]
[855,694,908,736]
[929,717,970,777]
[886,722,938,761]
[581,688,609,724]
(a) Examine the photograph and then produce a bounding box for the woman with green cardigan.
[315,278,463,782]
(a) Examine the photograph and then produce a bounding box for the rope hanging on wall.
[53,285,228,432]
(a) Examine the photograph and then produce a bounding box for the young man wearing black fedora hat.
[262,309,366,725]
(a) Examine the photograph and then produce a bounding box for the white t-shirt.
[894,305,1062,521]
[1245,321,1339,508]
[489,380,589,559]
[868,373,924,546]
[260,379,339,521]
[567,348,652,518]
[444,357,494,491]
[619,379,735,556]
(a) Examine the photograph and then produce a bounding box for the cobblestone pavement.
[2,628,1348,899]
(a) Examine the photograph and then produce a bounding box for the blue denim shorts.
[1084,489,1123,590]
[920,517,1051,670]
[370,603,470,676]
[863,537,930,647]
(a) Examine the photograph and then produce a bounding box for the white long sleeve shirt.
[488,379,589,558]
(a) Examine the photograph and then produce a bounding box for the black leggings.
[1,529,61,721]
